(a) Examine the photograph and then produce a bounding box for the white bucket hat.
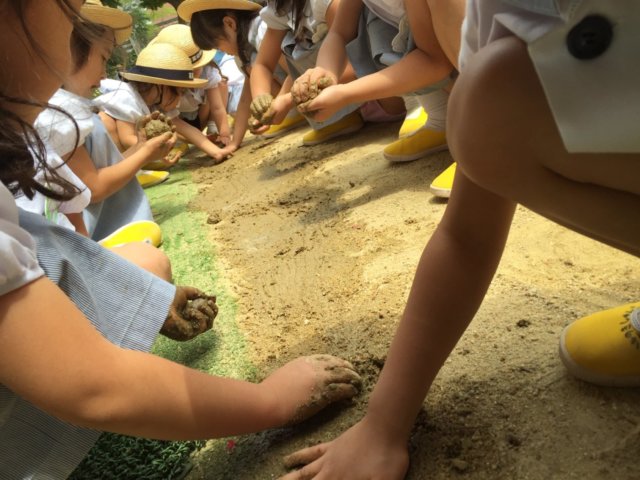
[177,0,262,22]
[120,43,208,88]
[80,0,133,45]
[150,24,216,69]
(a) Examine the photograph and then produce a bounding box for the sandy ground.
[183,120,640,480]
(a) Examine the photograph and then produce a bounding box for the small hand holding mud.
[249,93,276,132]
[137,111,178,165]
[260,354,362,426]
[291,68,336,114]
[161,286,218,341]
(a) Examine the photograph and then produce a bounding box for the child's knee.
[112,242,173,281]
[449,36,541,193]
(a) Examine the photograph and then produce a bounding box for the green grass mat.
[70,165,256,479]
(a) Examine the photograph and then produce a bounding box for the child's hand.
[279,416,409,480]
[249,93,275,126]
[136,111,176,142]
[260,355,361,426]
[291,68,336,109]
[297,84,347,122]
[161,286,217,341]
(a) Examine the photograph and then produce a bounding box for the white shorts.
[460,0,640,153]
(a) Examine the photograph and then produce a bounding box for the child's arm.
[249,28,290,128]
[280,173,517,479]
[172,116,229,162]
[296,0,455,121]
[65,212,89,237]
[206,86,231,145]
[228,80,253,151]
[66,134,174,203]
[115,119,139,151]
[0,277,361,440]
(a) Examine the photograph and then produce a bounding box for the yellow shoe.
[98,220,163,249]
[137,170,169,189]
[262,112,306,138]
[302,111,364,146]
[142,143,189,170]
[429,163,456,198]
[559,302,640,387]
[383,128,447,163]
[399,107,427,138]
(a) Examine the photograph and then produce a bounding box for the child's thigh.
[450,35,640,199]
[450,36,640,255]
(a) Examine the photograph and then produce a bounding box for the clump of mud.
[144,117,172,138]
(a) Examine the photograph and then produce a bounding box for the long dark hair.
[190,9,258,70]
[0,0,84,201]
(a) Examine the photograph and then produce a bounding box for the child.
[181,0,305,150]
[151,24,236,154]
[279,1,640,478]
[290,0,465,158]
[38,0,175,242]
[181,0,364,147]
[95,42,230,163]
[215,49,246,120]
[0,1,361,478]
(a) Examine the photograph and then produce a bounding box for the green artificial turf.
[70,164,256,480]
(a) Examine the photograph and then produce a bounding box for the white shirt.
[261,0,332,43]
[0,182,44,296]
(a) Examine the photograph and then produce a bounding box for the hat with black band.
[120,43,208,88]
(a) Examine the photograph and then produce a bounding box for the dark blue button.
[566,15,613,60]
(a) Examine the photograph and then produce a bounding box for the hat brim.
[178,0,261,21]
[120,71,208,89]
[81,4,133,44]
[193,49,216,69]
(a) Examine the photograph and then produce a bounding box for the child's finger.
[282,443,329,469]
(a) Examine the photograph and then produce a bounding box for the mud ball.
[144,118,172,138]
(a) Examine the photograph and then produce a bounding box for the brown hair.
[70,20,110,72]
[190,9,258,71]
[0,0,83,201]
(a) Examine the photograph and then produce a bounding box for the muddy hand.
[261,354,362,427]
[161,286,218,341]
[250,93,275,124]
[292,70,335,108]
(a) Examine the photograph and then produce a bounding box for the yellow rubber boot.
[302,111,364,146]
[137,170,170,189]
[383,128,447,163]
[98,220,163,249]
[429,163,456,198]
[559,302,640,387]
[262,111,306,138]
[399,107,427,138]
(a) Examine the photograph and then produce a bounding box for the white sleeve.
[94,83,150,123]
[0,184,44,296]
[36,89,95,157]
[260,5,291,30]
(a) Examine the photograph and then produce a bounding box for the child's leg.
[450,35,640,385]
[111,242,172,282]
[449,35,640,255]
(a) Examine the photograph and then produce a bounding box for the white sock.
[416,89,449,131]
[403,96,421,118]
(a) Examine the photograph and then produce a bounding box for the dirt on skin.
[182,120,640,480]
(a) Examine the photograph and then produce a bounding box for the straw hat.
[150,24,216,69]
[177,0,262,22]
[120,43,208,88]
[81,0,133,45]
